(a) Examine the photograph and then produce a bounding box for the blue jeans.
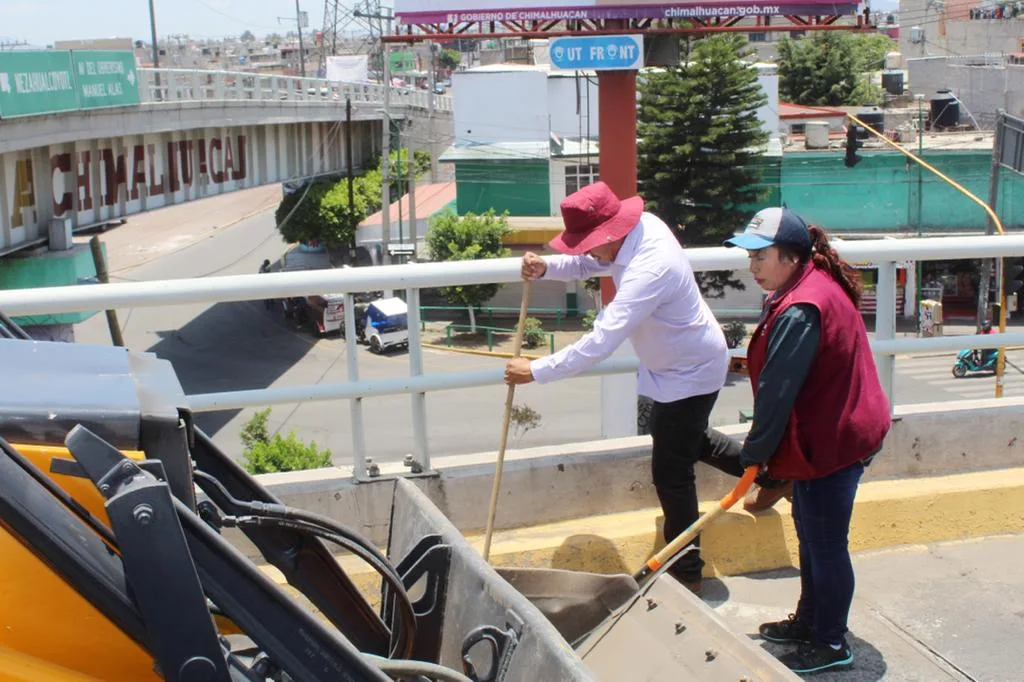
[792,460,864,645]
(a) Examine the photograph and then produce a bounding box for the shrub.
[722,320,748,349]
[240,408,333,474]
[522,317,546,349]
[581,309,597,331]
[509,404,542,446]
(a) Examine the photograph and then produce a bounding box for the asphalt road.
[73,203,1023,465]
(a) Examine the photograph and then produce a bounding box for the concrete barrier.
[259,466,1024,602]
[229,397,1024,558]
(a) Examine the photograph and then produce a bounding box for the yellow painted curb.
[259,467,1024,601]
[422,342,546,360]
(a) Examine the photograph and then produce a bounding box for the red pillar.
[597,68,638,304]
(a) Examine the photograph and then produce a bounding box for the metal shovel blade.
[496,567,640,644]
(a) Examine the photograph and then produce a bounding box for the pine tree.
[638,35,769,298]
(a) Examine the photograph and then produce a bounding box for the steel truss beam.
[384,10,874,43]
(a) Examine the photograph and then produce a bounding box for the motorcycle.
[952,348,997,377]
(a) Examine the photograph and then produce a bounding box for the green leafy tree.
[240,408,333,474]
[275,150,432,249]
[425,209,512,331]
[438,48,461,70]
[777,33,887,106]
[637,34,769,298]
[240,30,255,42]
[276,180,367,249]
[850,33,898,73]
[275,182,331,246]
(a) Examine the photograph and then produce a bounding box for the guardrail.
[137,68,453,112]
[1,234,1023,478]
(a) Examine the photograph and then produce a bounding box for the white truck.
[362,297,409,353]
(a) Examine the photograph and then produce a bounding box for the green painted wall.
[778,150,1024,233]
[451,149,1023,234]
[0,244,98,325]
[739,152,783,213]
[455,161,550,217]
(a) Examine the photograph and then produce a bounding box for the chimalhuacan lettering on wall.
[2,132,250,248]
[47,134,248,218]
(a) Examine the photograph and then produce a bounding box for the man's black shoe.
[758,614,813,644]
[777,640,854,674]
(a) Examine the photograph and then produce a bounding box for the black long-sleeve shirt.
[739,303,821,469]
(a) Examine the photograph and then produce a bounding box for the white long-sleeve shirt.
[530,212,729,403]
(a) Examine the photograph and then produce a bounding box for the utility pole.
[427,42,440,181]
[408,157,417,260]
[914,94,924,332]
[990,111,1009,399]
[295,0,307,77]
[380,43,391,271]
[148,0,162,98]
[396,120,404,264]
[978,110,1005,328]
[346,97,356,261]
[89,237,125,348]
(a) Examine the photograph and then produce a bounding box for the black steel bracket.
[66,425,232,682]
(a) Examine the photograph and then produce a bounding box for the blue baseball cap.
[724,207,812,252]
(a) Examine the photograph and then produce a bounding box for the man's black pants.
[649,390,754,582]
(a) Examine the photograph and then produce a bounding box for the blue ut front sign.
[549,34,644,71]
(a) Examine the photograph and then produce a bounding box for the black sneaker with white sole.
[777,640,854,674]
[758,614,813,644]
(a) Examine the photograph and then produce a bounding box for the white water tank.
[885,51,902,70]
[805,121,830,149]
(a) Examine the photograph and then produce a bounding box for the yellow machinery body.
[0,444,160,681]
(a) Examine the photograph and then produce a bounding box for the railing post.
[446,324,452,347]
[487,328,493,351]
[549,333,555,355]
[875,260,897,414]
[406,288,430,471]
[343,294,368,479]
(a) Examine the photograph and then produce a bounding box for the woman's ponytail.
[808,226,863,307]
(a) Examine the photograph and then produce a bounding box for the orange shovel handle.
[636,465,759,582]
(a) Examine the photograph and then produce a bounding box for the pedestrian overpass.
[0,67,453,258]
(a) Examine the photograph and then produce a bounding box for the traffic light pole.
[989,112,1007,398]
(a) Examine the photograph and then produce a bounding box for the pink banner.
[396,2,858,23]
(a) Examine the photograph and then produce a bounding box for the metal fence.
[138,68,453,112]
[1,234,1024,478]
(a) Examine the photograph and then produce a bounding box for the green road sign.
[72,50,140,110]
[0,51,78,118]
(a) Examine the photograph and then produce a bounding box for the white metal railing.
[907,53,1010,67]
[137,68,453,112]
[2,234,1024,477]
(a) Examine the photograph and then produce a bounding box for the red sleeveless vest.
[747,264,891,480]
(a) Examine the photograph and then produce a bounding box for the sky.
[1,0,341,47]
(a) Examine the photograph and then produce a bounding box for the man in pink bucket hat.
[504,181,777,593]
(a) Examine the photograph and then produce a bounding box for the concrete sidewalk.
[80,185,281,275]
[709,535,1024,681]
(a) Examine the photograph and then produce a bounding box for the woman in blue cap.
[721,207,892,674]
